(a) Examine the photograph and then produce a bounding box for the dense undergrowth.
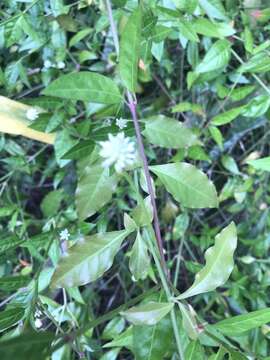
[1,0,270,359]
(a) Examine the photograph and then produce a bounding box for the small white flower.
[44,59,52,69]
[57,61,65,69]
[26,107,39,121]
[59,228,70,241]
[116,117,127,130]
[34,318,43,329]
[99,132,137,173]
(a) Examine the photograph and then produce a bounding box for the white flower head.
[44,59,52,69]
[104,118,112,127]
[34,318,43,329]
[57,61,65,69]
[26,107,40,121]
[59,228,70,241]
[116,117,127,130]
[99,132,137,173]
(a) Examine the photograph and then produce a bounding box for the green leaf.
[247,157,270,171]
[178,18,199,42]
[0,331,54,360]
[129,231,150,281]
[211,106,244,126]
[143,116,198,149]
[177,222,237,299]
[0,234,25,254]
[178,303,199,340]
[199,0,227,20]
[132,196,153,227]
[241,95,270,118]
[41,190,63,217]
[0,307,25,331]
[119,7,142,92]
[194,18,235,38]
[209,126,223,149]
[42,72,122,104]
[213,308,270,336]
[209,347,227,360]
[238,52,270,73]
[50,230,131,288]
[62,140,94,160]
[104,326,133,350]
[0,275,30,292]
[133,316,175,360]
[149,163,218,208]
[172,102,204,115]
[121,302,173,326]
[196,40,231,73]
[76,164,116,220]
[184,340,205,360]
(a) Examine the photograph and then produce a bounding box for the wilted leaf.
[150,163,218,208]
[177,222,237,299]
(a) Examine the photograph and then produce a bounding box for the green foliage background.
[1,0,270,359]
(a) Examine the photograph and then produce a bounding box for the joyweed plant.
[1,0,270,359]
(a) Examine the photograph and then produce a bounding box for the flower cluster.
[26,107,40,121]
[99,132,137,173]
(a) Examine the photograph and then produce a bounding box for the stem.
[146,228,184,360]
[126,91,168,276]
[105,0,120,57]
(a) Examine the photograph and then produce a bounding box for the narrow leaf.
[213,308,270,336]
[194,18,235,38]
[178,18,199,42]
[0,307,25,331]
[150,163,218,208]
[211,106,244,126]
[129,231,150,281]
[43,72,122,104]
[121,302,173,326]
[119,7,142,92]
[177,222,237,299]
[51,230,131,288]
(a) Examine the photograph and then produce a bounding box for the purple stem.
[126,91,168,277]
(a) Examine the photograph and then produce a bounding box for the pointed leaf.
[178,18,199,42]
[0,307,25,331]
[76,164,116,220]
[42,72,122,104]
[196,40,231,73]
[129,231,150,281]
[51,230,131,288]
[150,163,218,208]
[194,18,235,38]
[213,308,270,336]
[211,106,244,126]
[121,302,173,326]
[119,7,142,92]
[177,222,237,299]
[185,340,205,360]
[199,0,227,20]
[178,303,199,340]
[143,116,198,149]
[247,157,270,171]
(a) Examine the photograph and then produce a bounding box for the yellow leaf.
[0,96,55,144]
